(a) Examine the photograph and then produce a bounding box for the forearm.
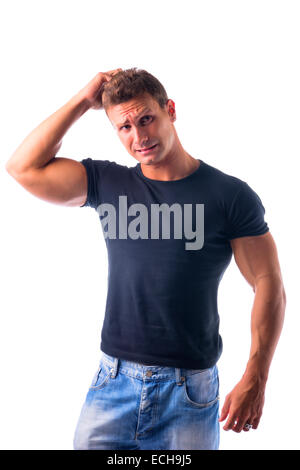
[6,92,90,176]
[243,275,286,385]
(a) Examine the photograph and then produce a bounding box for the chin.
[132,154,153,165]
[142,152,164,166]
[131,146,164,165]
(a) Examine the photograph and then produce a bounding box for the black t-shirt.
[80,158,269,369]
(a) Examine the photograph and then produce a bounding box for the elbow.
[254,275,287,305]
[275,281,287,313]
[5,158,30,180]
[5,163,18,181]
[282,285,287,307]
[5,162,21,180]
[277,276,287,306]
[5,158,21,178]
[5,160,13,175]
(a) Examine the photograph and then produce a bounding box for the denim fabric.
[73,352,220,450]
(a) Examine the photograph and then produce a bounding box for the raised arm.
[5,69,122,207]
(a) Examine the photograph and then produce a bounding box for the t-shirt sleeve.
[226,181,269,240]
[79,157,111,210]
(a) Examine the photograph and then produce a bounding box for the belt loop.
[175,368,184,386]
[110,357,119,379]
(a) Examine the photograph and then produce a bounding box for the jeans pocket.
[183,366,220,408]
[89,360,112,391]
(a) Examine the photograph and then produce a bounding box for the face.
[106,93,177,165]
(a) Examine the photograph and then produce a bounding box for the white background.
[0,0,299,450]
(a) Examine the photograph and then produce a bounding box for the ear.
[166,99,176,122]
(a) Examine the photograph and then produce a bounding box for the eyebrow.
[117,108,153,128]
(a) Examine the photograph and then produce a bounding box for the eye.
[141,115,152,125]
[119,115,153,131]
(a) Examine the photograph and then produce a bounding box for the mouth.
[136,144,158,154]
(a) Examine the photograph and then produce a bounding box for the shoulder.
[80,157,133,177]
[201,160,247,198]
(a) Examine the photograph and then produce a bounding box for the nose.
[132,127,149,149]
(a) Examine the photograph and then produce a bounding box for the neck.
[140,135,200,182]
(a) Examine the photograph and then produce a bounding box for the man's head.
[101,68,178,166]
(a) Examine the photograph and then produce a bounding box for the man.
[6,68,286,450]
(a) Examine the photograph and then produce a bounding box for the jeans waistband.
[100,351,217,384]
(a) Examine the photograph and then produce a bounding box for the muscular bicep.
[9,157,88,207]
[230,232,283,291]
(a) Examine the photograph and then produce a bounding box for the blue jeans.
[73,352,220,450]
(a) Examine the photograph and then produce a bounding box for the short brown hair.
[101,67,169,112]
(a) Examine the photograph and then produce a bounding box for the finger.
[219,399,230,422]
[234,416,250,433]
[107,69,122,76]
[243,421,252,432]
[252,417,260,430]
[223,413,238,431]
[104,71,120,82]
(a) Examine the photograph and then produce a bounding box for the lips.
[137,144,158,152]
